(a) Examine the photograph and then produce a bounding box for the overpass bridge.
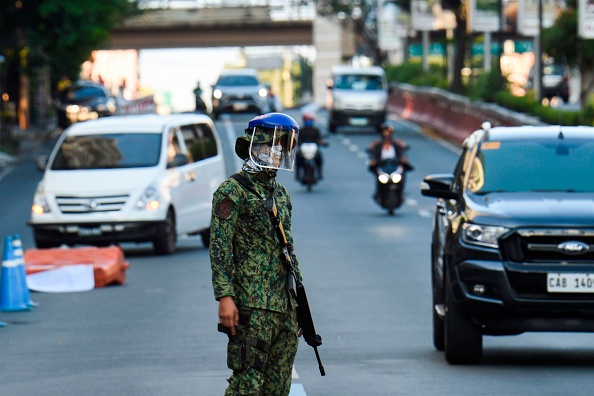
[100,3,356,107]
[106,5,314,49]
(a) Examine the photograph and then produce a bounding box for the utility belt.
[218,305,270,372]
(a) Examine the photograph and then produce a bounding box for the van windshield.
[50,133,162,170]
[334,74,384,91]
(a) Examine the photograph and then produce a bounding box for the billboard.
[517,0,561,36]
[579,0,594,38]
[468,0,501,32]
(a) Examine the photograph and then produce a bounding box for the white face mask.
[247,126,298,173]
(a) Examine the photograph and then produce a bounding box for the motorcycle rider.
[368,123,412,202]
[295,112,326,180]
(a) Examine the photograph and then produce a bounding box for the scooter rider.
[295,112,326,180]
[368,123,412,201]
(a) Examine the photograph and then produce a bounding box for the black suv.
[421,122,594,364]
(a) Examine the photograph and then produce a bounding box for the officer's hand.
[219,296,239,336]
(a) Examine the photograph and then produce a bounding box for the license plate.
[78,227,102,237]
[547,273,594,293]
[233,102,248,111]
[350,117,368,126]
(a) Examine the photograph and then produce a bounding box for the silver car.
[211,68,270,119]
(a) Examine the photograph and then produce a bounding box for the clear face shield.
[248,126,298,172]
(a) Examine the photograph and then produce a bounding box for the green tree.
[541,1,594,106]
[314,0,383,64]
[0,0,140,125]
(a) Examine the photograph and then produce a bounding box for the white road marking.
[289,383,307,396]
[418,209,433,218]
[290,367,307,395]
[0,165,15,183]
[222,116,243,172]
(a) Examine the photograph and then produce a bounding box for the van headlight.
[462,223,509,248]
[372,98,387,111]
[136,184,161,211]
[259,88,268,98]
[32,194,51,214]
[213,89,223,99]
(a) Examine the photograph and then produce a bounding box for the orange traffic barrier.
[24,246,130,288]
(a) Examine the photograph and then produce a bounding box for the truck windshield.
[50,133,162,170]
[468,139,594,193]
[334,74,384,91]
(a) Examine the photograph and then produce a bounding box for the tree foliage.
[0,0,140,95]
[541,4,594,105]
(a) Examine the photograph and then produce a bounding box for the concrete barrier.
[387,83,545,146]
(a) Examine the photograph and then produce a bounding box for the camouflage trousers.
[225,307,298,396]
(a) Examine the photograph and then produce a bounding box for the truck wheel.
[328,122,336,133]
[432,285,445,351]
[444,276,482,364]
[153,209,176,255]
[432,240,445,351]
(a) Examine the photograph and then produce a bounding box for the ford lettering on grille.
[558,241,590,255]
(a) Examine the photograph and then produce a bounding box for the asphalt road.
[2,110,594,395]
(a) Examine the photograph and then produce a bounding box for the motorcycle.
[296,142,321,192]
[374,158,407,215]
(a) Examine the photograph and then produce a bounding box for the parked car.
[29,113,226,254]
[55,81,117,129]
[421,122,594,364]
[211,68,270,119]
[526,62,569,102]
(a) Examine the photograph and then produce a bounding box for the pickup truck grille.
[56,195,129,214]
[501,229,594,262]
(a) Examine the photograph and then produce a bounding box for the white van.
[327,65,390,133]
[28,113,226,255]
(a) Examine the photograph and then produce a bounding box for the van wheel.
[153,209,176,255]
[201,229,211,248]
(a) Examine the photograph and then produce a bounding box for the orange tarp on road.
[24,246,130,288]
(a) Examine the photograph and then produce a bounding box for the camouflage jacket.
[209,170,301,313]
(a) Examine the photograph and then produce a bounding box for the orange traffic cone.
[12,235,38,308]
[0,236,30,312]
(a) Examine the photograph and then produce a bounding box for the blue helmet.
[235,113,300,173]
[247,112,300,133]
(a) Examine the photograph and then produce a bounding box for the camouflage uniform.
[210,169,301,396]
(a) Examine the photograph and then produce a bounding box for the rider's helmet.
[235,113,299,172]
[380,123,394,135]
[303,112,315,127]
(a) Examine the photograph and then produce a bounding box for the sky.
[138,47,244,113]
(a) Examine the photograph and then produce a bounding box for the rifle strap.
[230,173,298,278]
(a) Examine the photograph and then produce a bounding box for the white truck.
[327,65,390,133]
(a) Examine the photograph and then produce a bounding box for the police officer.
[210,113,302,396]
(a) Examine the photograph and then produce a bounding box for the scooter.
[296,142,321,192]
[374,159,406,215]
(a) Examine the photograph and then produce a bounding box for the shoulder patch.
[216,198,234,220]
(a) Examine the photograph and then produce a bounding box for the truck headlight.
[462,223,509,248]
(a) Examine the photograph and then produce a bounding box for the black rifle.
[265,197,326,377]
